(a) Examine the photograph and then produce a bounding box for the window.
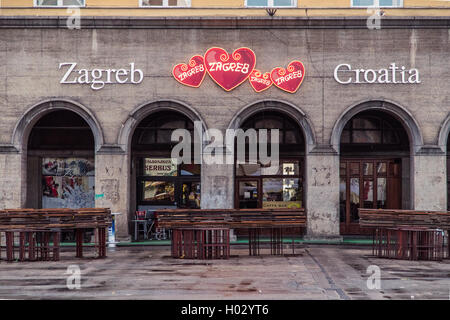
[133,110,201,209]
[137,159,201,208]
[35,0,85,7]
[351,0,403,7]
[246,0,296,8]
[236,160,304,209]
[140,0,191,7]
[341,115,406,146]
[133,111,194,148]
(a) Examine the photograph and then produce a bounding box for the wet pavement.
[0,244,449,300]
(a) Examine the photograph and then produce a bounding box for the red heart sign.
[270,61,305,94]
[205,47,256,91]
[249,69,273,93]
[172,55,206,88]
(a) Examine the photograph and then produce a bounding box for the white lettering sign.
[59,62,144,90]
[334,63,420,85]
[144,158,178,176]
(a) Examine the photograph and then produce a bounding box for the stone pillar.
[0,150,23,209]
[95,148,130,240]
[200,144,234,209]
[201,148,236,240]
[304,149,342,242]
[200,162,234,210]
[413,150,447,211]
[200,146,234,209]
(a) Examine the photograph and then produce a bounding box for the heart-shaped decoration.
[204,47,256,91]
[249,69,273,93]
[270,61,305,94]
[172,55,206,88]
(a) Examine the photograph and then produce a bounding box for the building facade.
[0,0,449,240]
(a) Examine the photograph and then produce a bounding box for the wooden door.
[339,159,402,235]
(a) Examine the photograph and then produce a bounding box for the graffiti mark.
[0,181,13,202]
[312,166,332,187]
[100,179,120,204]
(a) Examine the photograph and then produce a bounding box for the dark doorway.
[27,109,95,242]
[339,110,410,235]
[27,110,95,210]
[131,111,201,214]
[234,111,305,210]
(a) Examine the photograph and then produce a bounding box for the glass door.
[136,157,200,209]
[237,180,260,208]
[340,159,401,235]
[180,181,201,209]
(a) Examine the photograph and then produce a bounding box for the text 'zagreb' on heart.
[172,47,306,94]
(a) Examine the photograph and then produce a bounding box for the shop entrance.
[131,111,201,217]
[234,111,305,210]
[339,159,401,234]
[26,109,96,242]
[27,110,95,210]
[339,110,410,235]
[136,161,201,210]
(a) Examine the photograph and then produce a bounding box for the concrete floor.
[0,244,449,300]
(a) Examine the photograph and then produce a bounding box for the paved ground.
[0,244,449,300]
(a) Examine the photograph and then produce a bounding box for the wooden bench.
[359,209,450,261]
[156,208,306,259]
[0,208,112,262]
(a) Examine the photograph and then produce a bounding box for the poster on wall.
[42,158,95,209]
[43,158,95,176]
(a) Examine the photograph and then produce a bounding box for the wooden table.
[359,208,450,261]
[156,208,307,259]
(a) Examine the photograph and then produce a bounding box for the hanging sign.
[144,158,177,177]
[249,69,273,93]
[204,47,256,91]
[172,55,206,88]
[270,61,306,94]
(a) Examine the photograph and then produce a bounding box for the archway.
[230,101,310,240]
[13,99,104,153]
[234,110,306,210]
[26,110,96,210]
[128,103,207,240]
[438,114,450,210]
[335,105,413,235]
[447,136,450,210]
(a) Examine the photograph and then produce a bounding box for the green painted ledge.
[113,237,373,246]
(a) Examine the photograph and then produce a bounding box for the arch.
[438,112,450,152]
[118,99,209,153]
[12,99,104,152]
[330,99,423,154]
[227,99,316,153]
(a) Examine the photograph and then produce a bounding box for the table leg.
[19,232,26,261]
[53,232,60,261]
[6,232,14,262]
[134,222,138,241]
[76,229,83,258]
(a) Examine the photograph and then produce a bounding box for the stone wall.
[0,18,449,239]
